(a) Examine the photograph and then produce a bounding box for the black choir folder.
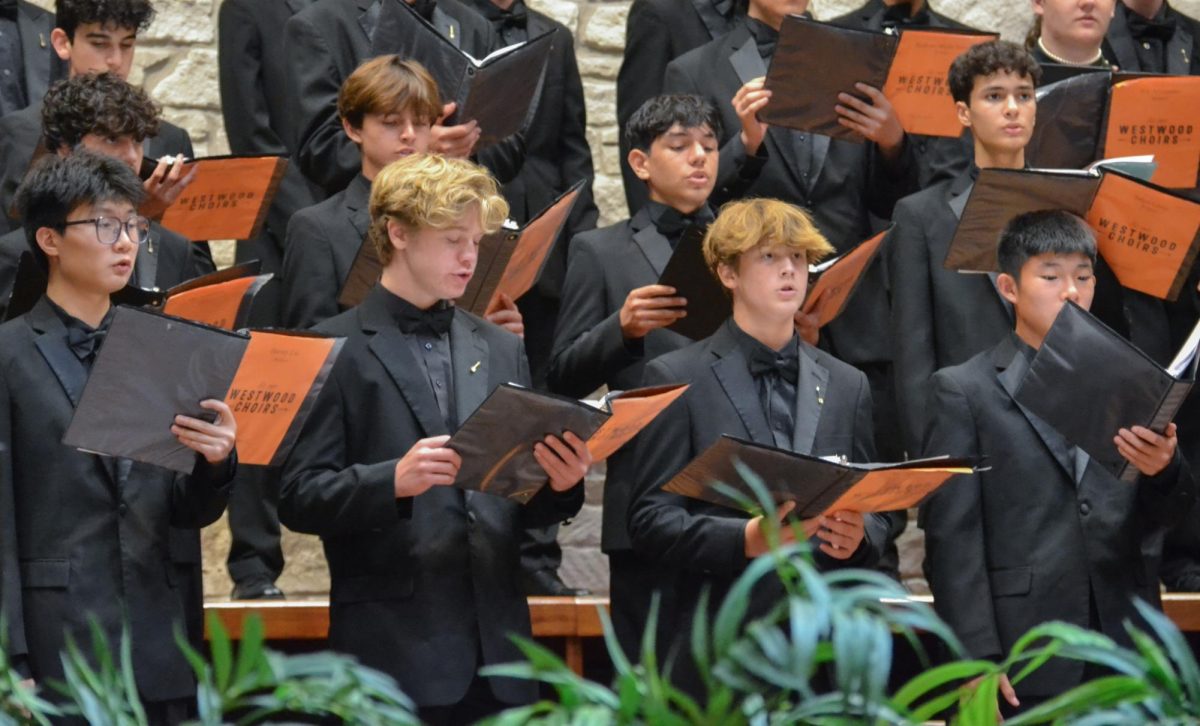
[1015,301,1200,482]
[663,435,974,517]
[338,181,585,311]
[761,16,995,140]
[62,306,345,472]
[658,226,889,340]
[448,383,688,503]
[370,0,554,149]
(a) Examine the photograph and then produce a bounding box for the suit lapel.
[286,0,316,14]
[994,339,1076,482]
[449,311,489,430]
[432,5,463,48]
[790,344,829,455]
[728,31,766,85]
[361,291,449,437]
[358,0,381,40]
[17,4,52,102]
[807,134,830,193]
[1105,10,1142,71]
[345,176,371,240]
[710,326,773,445]
[691,0,732,40]
[948,175,1014,323]
[630,208,672,275]
[1167,15,1194,74]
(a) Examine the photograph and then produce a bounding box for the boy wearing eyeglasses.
[0,150,238,724]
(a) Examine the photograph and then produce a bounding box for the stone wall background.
[25,0,1200,597]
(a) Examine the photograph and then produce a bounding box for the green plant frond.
[1006,641,1063,688]
[1131,598,1200,707]
[953,671,1002,726]
[1126,627,1183,703]
[724,633,808,694]
[690,589,713,678]
[1002,675,1154,725]
[731,460,779,519]
[892,659,995,710]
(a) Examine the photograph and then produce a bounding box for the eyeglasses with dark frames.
[61,216,151,246]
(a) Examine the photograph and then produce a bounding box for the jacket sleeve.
[555,31,599,230]
[281,209,341,329]
[546,234,641,397]
[918,370,1004,661]
[169,452,237,528]
[0,365,29,672]
[218,0,286,156]
[887,200,936,458]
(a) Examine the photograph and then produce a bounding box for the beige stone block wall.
[25,0,1200,596]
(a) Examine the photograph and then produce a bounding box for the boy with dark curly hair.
[0,0,195,232]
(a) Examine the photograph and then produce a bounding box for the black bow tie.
[395,302,455,337]
[655,206,714,241]
[748,345,800,384]
[882,2,931,30]
[67,321,110,366]
[495,4,527,30]
[1128,12,1177,42]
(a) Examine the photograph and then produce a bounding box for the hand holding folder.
[662,434,974,517]
[447,383,688,503]
[761,16,995,140]
[142,155,288,241]
[62,306,345,473]
[1015,301,1198,482]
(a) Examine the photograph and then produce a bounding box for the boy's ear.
[628,147,652,182]
[716,260,738,292]
[49,28,72,62]
[386,218,409,253]
[342,117,364,146]
[996,271,1020,306]
[35,226,62,262]
[955,99,972,129]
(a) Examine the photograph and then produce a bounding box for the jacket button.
[1079,501,1091,516]
[467,511,477,525]
[118,503,128,516]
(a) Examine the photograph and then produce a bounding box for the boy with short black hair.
[921,208,1195,713]
[280,153,589,724]
[628,197,890,697]
[0,150,237,724]
[548,93,722,654]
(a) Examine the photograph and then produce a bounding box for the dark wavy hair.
[41,72,161,152]
[56,0,155,39]
[624,93,723,152]
[997,209,1096,280]
[16,150,146,269]
[948,40,1042,105]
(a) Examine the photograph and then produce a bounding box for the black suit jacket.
[0,222,213,322]
[285,0,524,196]
[627,320,890,690]
[1104,1,1200,75]
[218,0,322,282]
[547,206,692,551]
[13,1,62,112]
[0,297,234,697]
[615,0,740,213]
[280,174,370,329]
[0,104,196,232]
[887,170,1013,456]
[664,24,919,364]
[279,285,583,707]
[919,335,1196,697]
[827,0,974,187]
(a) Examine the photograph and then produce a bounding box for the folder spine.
[1118,378,1194,482]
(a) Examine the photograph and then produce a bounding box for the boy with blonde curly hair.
[627,197,892,697]
[280,153,590,725]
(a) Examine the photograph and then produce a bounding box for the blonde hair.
[702,198,835,277]
[368,153,509,266]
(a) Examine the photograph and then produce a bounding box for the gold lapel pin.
[448,25,456,40]
[816,385,824,406]
[39,33,47,48]
[470,361,482,373]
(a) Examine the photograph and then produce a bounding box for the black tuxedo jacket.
[0,105,195,232]
[887,170,1013,456]
[0,221,214,322]
[628,321,891,693]
[13,1,63,112]
[616,0,740,212]
[218,0,321,284]
[285,0,524,196]
[1104,1,1200,74]
[280,174,370,329]
[547,206,692,551]
[920,335,1196,697]
[0,297,234,698]
[664,24,919,364]
[279,285,583,707]
[827,0,974,187]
